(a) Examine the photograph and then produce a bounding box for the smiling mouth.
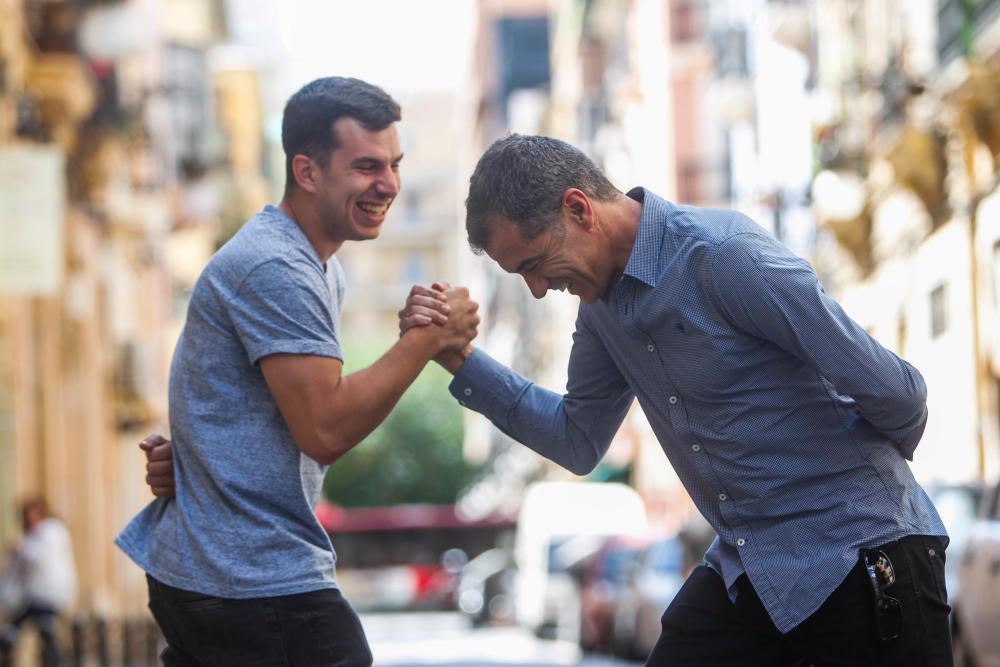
[551,279,571,293]
[357,202,390,216]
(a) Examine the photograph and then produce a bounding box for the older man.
[403,134,950,666]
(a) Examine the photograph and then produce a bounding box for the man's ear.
[291,154,320,194]
[562,188,595,230]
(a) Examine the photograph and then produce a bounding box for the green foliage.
[322,336,481,507]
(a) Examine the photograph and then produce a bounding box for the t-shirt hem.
[115,533,339,600]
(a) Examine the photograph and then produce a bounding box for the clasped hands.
[398,281,477,373]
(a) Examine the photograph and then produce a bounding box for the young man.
[117,77,478,667]
[402,134,951,666]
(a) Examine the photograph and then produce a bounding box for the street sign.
[0,145,65,295]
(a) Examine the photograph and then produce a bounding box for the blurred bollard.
[71,617,85,667]
[123,618,133,667]
[0,624,12,667]
[146,618,160,667]
[95,616,109,667]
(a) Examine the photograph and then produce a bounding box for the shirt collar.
[620,187,669,288]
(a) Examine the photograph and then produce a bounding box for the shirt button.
[463,388,472,396]
[668,395,678,405]
[646,344,655,352]
[737,538,746,547]
[718,493,727,501]
[691,444,701,453]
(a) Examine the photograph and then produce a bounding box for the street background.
[2,0,1000,664]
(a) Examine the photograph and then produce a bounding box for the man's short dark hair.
[282,77,401,192]
[465,134,620,253]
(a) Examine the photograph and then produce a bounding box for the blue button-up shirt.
[450,187,945,632]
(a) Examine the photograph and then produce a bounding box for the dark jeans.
[0,604,60,667]
[146,575,372,667]
[646,535,953,667]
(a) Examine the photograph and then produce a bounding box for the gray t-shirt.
[116,204,345,598]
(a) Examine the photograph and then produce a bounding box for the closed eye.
[515,258,541,275]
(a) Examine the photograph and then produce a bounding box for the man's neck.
[605,193,643,280]
[278,195,342,262]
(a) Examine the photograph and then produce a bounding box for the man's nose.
[524,274,547,299]
[375,168,399,198]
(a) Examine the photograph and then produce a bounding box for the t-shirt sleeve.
[229,257,343,365]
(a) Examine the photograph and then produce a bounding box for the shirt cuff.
[449,348,530,421]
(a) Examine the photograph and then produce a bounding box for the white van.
[513,481,648,639]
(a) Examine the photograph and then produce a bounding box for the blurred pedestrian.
[0,496,77,667]
[400,134,951,666]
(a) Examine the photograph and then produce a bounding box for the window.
[403,252,427,285]
[403,193,421,226]
[930,283,948,338]
[671,0,703,43]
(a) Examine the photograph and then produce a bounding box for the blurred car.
[925,482,985,606]
[513,482,647,640]
[611,535,686,660]
[456,548,515,627]
[575,534,648,653]
[951,479,1000,667]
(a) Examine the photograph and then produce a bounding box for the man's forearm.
[320,329,442,459]
[449,349,624,475]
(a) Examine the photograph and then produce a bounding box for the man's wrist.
[399,325,442,361]
[436,344,473,374]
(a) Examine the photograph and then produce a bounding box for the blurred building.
[810,0,1000,485]
[455,0,574,525]
[0,0,269,644]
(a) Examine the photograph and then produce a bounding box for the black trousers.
[646,535,953,667]
[146,575,372,667]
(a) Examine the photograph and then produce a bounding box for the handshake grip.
[399,284,479,363]
[433,286,479,352]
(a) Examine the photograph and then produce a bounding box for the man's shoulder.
[206,209,320,283]
[667,203,767,245]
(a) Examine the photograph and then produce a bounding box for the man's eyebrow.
[351,152,404,166]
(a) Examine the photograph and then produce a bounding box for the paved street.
[361,612,642,667]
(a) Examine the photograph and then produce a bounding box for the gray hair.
[465,134,620,253]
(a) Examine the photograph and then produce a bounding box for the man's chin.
[354,224,382,240]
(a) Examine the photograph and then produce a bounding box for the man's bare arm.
[261,287,479,465]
